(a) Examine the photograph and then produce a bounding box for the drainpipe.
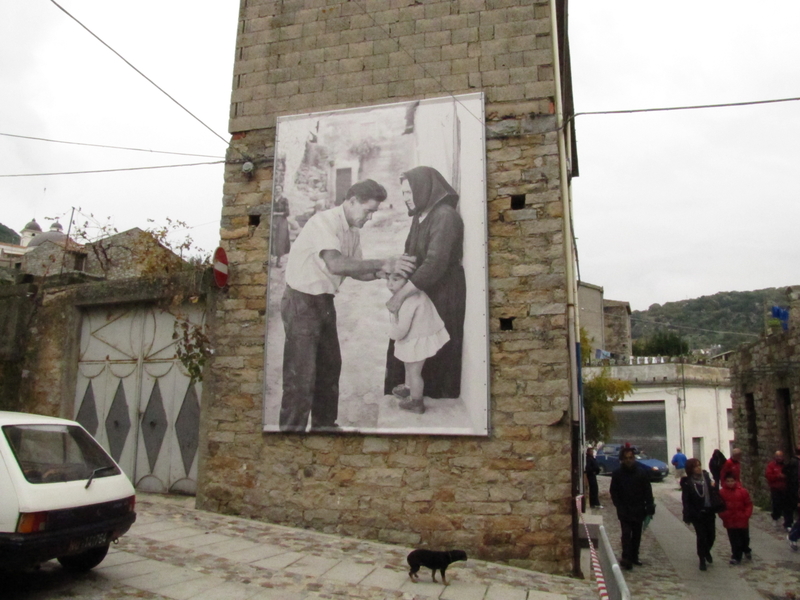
[548,0,581,576]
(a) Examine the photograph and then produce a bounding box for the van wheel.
[57,544,109,571]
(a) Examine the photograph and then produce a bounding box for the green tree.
[579,327,592,365]
[632,329,689,357]
[583,368,633,443]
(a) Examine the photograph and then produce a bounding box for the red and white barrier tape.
[576,495,610,600]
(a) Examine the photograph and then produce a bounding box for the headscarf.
[401,166,459,216]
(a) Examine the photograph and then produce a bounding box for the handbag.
[711,487,726,514]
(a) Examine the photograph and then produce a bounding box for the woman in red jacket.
[718,473,753,564]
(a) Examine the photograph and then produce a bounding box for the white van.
[0,411,136,571]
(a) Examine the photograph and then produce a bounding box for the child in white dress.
[386,271,450,414]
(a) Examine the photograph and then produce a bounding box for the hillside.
[0,223,20,245]
[630,287,794,353]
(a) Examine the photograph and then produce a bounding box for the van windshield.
[3,424,120,484]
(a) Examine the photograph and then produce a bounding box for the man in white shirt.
[279,179,414,432]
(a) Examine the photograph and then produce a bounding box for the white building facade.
[584,362,734,466]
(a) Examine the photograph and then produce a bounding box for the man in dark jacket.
[785,445,800,528]
[610,446,655,569]
[585,447,602,508]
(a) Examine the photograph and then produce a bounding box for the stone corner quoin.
[200,0,575,575]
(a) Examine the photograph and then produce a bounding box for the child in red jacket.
[719,473,753,564]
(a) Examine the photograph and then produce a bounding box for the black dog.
[406,549,467,585]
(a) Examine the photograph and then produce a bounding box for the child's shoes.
[392,384,411,399]
[398,397,425,414]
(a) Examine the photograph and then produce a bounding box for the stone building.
[199,0,580,574]
[0,226,213,495]
[578,281,631,358]
[729,286,800,504]
[583,361,733,465]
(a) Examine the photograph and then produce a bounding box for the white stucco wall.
[585,363,734,469]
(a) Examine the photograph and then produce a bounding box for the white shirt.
[284,205,362,295]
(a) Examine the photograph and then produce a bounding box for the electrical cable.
[579,306,761,337]
[629,316,759,338]
[572,96,800,120]
[0,132,224,159]
[0,161,224,178]
[49,0,230,148]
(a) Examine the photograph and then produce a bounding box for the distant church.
[0,218,72,274]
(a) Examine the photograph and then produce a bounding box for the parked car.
[0,411,136,571]
[595,444,669,481]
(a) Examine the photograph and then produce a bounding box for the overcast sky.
[3,1,798,311]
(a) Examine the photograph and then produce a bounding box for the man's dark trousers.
[771,488,794,528]
[279,286,341,431]
[619,518,643,564]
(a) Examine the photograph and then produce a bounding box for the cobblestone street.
[592,476,800,599]
[7,494,595,600]
[7,479,800,600]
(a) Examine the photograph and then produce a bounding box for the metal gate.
[73,304,203,495]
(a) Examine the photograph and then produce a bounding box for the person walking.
[720,448,743,484]
[709,449,727,487]
[585,447,602,508]
[766,450,793,530]
[682,458,723,571]
[610,446,655,569]
[785,445,800,528]
[671,447,688,488]
[718,473,753,564]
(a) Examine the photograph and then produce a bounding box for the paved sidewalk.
[8,493,597,600]
[592,476,800,600]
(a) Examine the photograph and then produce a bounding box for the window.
[727,408,734,429]
[3,424,119,484]
[777,388,795,453]
[692,437,703,465]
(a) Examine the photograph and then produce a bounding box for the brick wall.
[199,0,576,573]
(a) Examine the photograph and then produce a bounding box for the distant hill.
[0,223,20,245]
[631,287,795,353]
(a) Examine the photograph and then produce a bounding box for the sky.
[2,1,798,311]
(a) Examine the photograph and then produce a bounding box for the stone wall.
[730,286,800,505]
[603,299,631,357]
[198,0,577,573]
[82,228,187,280]
[1,272,212,417]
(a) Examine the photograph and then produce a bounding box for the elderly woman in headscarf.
[384,166,466,403]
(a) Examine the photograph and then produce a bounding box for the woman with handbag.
[682,458,725,571]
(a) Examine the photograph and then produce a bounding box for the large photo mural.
[263,93,489,436]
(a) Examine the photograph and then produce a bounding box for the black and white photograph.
[263,93,489,436]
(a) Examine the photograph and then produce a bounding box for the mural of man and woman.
[276,166,466,433]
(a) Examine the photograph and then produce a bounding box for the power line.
[49,0,230,148]
[0,132,225,159]
[0,161,224,178]
[629,315,759,338]
[572,96,800,120]
[579,305,761,338]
